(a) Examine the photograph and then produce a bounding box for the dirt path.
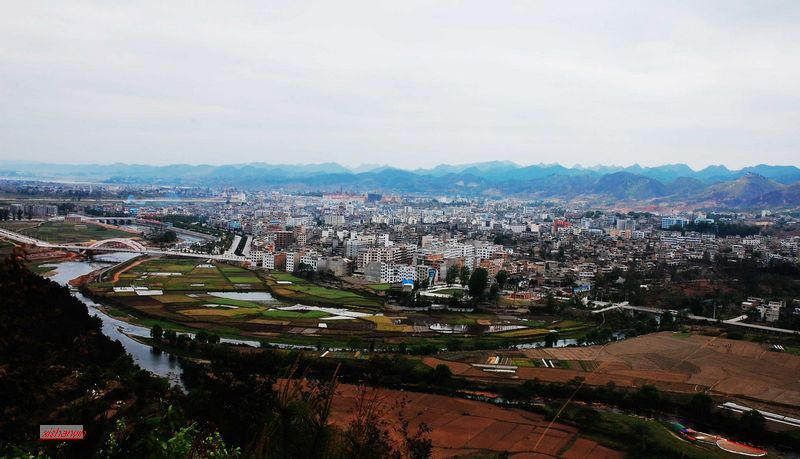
[110,257,148,283]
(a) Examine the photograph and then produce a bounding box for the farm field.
[365,283,391,291]
[4,220,135,243]
[266,272,383,308]
[326,383,623,458]
[89,258,591,346]
[93,258,268,292]
[523,332,800,407]
[429,331,800,412]
[91,258,313,335]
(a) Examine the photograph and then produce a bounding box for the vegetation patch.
[178,308,250,317]
[153,294,200,303]
[267,273,382,308]
[366,283,391,291]
[261,309,330,319]
[363,315,412,332]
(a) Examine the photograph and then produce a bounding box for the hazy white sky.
[1,1,799,169]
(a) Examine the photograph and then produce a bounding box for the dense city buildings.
[4,180,799,321]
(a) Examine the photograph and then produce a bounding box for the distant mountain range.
[2,160,800,208]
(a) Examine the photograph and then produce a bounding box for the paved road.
[0,227,247,262]
[591,301,800,335]
[224,235,242,256]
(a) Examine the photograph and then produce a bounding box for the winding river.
[44,253,185,385]
[43,253,318,386]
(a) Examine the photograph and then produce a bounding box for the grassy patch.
[782,345,800,356]
[363,315,412,332]
[268,273,382,308]
[366,283,391,291]
[226,276,262,284]
[28,263,57,275]
[153,294,200,303]
[510,358,538,367]
[562,410,730,458]
[178,308,252,318]
[95,257,268,293]
[218,264,248,273]
[261,309,330,319]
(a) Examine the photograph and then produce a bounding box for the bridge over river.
[0,227,246,262]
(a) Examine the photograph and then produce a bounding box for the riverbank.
[40,254,185,385]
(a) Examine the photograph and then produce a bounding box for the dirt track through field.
[110,257,147,283]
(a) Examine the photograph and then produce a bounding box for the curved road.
[0,227,247,262]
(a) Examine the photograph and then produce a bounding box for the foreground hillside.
[0,255,190,457]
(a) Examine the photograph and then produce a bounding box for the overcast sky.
[1,1,799,169]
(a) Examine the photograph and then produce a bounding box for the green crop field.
[366,283,391,291]
[89,257,359,340]
[261,309,329,319]
[195,295,263,308]
[226,276,262,283]
[97,258,269,292]
[267,273,382,308]
[86,258,569,348]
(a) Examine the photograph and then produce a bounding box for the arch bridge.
[87,238,147,252]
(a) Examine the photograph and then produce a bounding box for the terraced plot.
[90,258,383,340]
[98,258,267,292]
[267,272,382,308]
[90,258,565,346]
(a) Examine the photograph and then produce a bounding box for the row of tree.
[0,208,26,221]
[443,265,509,301]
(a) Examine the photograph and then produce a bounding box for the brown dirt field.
[247,318,290,326]
[423,357,474,376]
[426,332,800,414]
[327,384,623,458]
[561,437,621,459]
[518,332,800,408]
